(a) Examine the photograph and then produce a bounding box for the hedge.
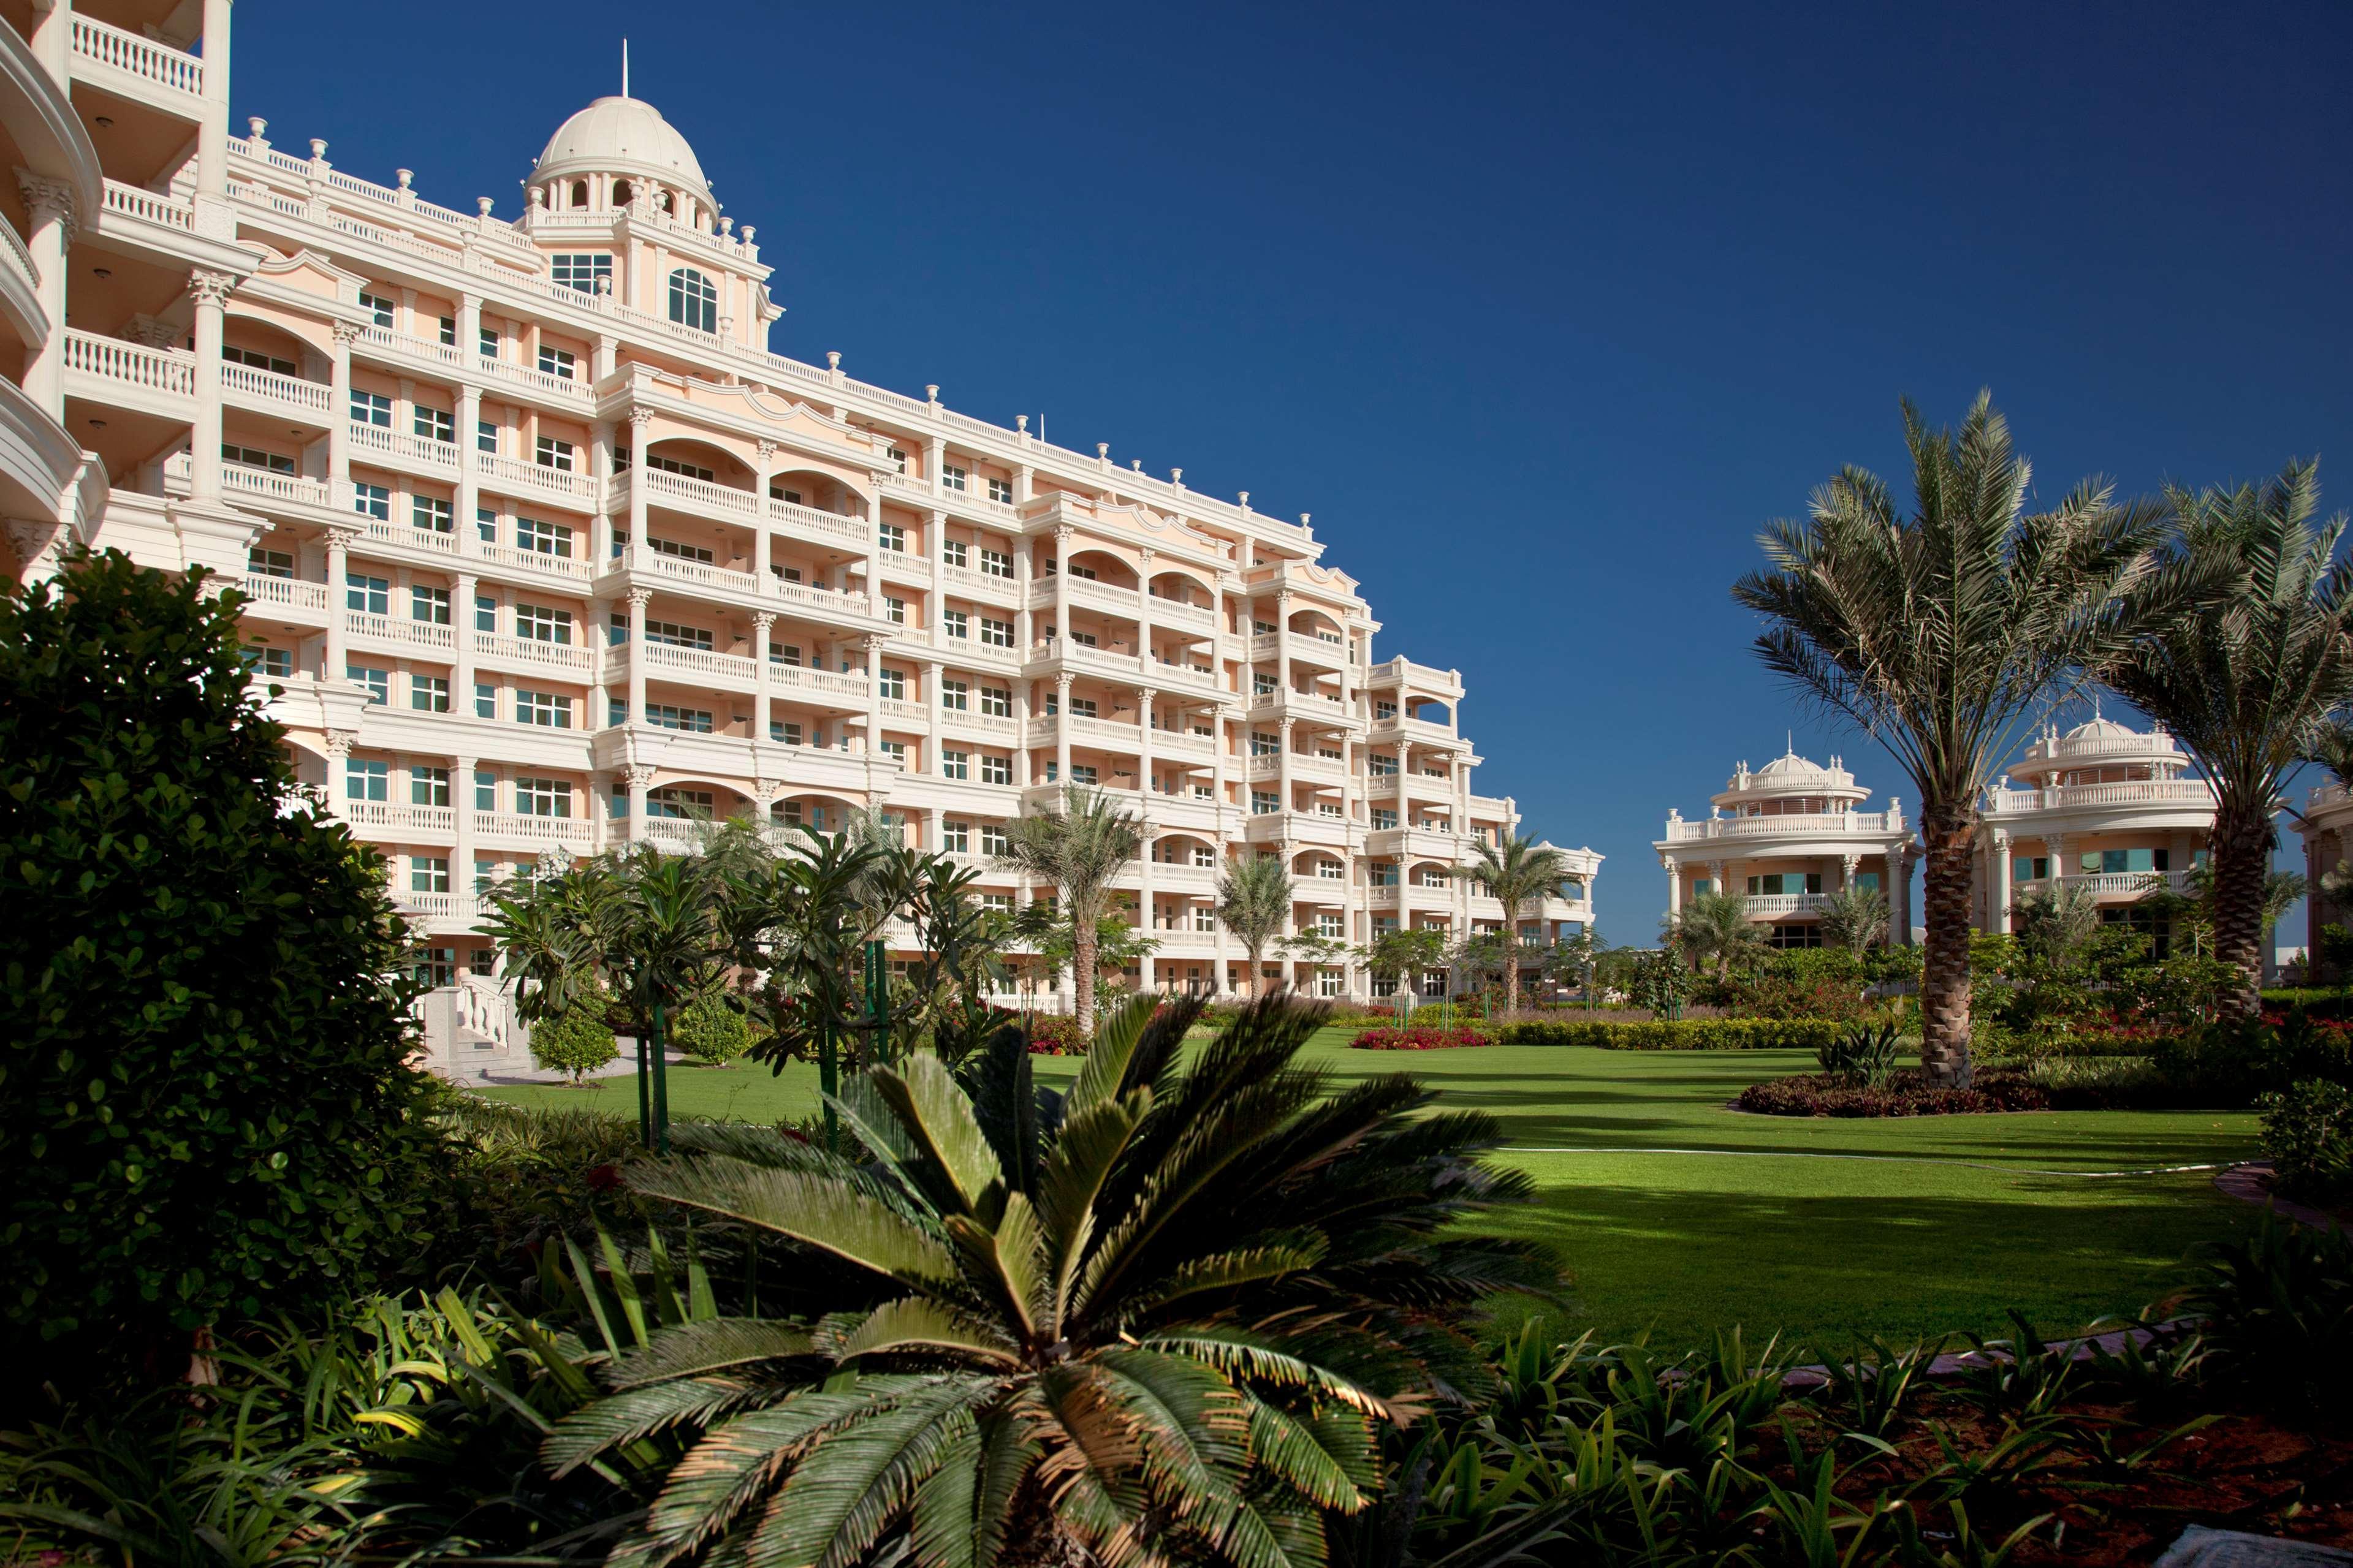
[1497,1018,1843,1051]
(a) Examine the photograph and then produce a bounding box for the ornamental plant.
[1,550,443,1393]
[1352,1024,1494,1050]
[531,1007,620,1084]
[670,993,753,1065]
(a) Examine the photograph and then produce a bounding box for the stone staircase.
[411,979,533,1080]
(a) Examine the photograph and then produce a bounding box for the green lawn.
[484,1031,2263,1350]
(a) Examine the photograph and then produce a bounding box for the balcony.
[63,328,193,417]
[68,14,205,118]
[481,452,598,511]
[2014,870,2193,898]
[345,800,457,836]
[474,630,593,675]
[237,572,330,617]
[631,547,759,596]
[348,420,459,477]
[1030,639,1146,682]
[218,460,335,512]
[769,661,871,702]
[1365,656,1461,695]
[1982,779,2216,816]
[940,561,1021,604]
[1027,713,1144,749]
[348,612,455,653]
[476,810,594,849]
[636,465,759,522]
[1367,713,1456,747]
[1744,893,1831,917]
[479,354,591,404]
[1146,594,1216,631]
[768,496,867,545]
[357,324,463,373]
[360,515,455,555]
[639,640,758,691]
[477,540,593,580]
[1662,809,1905,843]
[223,360,332,421]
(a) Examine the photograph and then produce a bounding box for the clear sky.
[230,0,2353,944]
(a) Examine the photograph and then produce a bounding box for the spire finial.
[622,39,629,98]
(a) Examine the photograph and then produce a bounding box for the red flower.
[585,1163,622,1191]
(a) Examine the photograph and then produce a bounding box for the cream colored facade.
[1655,751,1912,947]
[2297,778,2352,956]
[0,13,1597,1021]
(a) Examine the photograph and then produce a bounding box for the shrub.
[530,1008,620,1083]
[2178,1216,2353,1412]
[1024,1010,1090,1055]
[2259,1079,2353,1203]
[1816,1018,1901,1088]
[2263,987,2353,1022]
[1,551,444,1392]
[670,994,753,1065]
[1731,972,1876,1022]
[2145,1012,2353,1108]
[1498,1017,1841,1050]
[1736,1069,2051,1117]
[1351,1024,1493,1050]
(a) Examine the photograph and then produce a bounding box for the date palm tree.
[992,783,1141,1037]
[1214,851,1293,998]
[2106,460,2353,1013]
[1665,888,1766,978]
[550,994,1557,1568]
[1733,392,2184,1083]
[1815,882,1890,950]
[1449,835,1572,1012]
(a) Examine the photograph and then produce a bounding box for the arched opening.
[613,178,634,206]
[667,266,717,331]
[569,180,588,208]
[766,466,864,517]
[1062,547,1138,590]
[658,190,675,215]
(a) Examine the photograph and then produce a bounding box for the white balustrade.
[238,573,329,611]
[63,329,194,396]
[70,14,203,97]
[1663,810,1904,842]
[224,360,332,414]
[768,495,867,542]
[346,800,457,833]
[101,180,193,230]
[639,466,757,517]
[1983,779,2216,814]
[474,631,590,671]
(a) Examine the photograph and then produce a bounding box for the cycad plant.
[1449,835,1572,1012]
[992,784,1141,1036]
[1733,392,2188,1081]
[1814,884,1889,951]
[1666,889,1766,978]
[546,994,1554,1568]
[1215,852,1293,998]
[2106,460,2353,1013]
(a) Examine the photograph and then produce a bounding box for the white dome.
[532,96,712,208]
[1754,750,1826,779]
[2060,715,2143,746]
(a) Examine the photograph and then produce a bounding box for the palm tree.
[1815,883,1890,951]
[552,994,1557,1567]
[2011,882,2104,966]
[1449,835,1572,1012]
[1214,852,1292,998]
[992,783,1141,1036]
[1665,888,1766,978]
[2106,460,2353,1013]
[1733,392,2183,1083]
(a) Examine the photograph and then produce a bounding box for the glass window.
[987,477,1013,504]
[411,855,450,893]
[439,315,456,347]
[940,680,968,710]
[941,464,967,493]
[414,404,454,443]
[538,346,577,381]
[224,344,298,377]
[474,682,496,719]
[344,571,388,615]
[666,267,718,332]
[479,325,500,360]
[981,755,1011,786]
[475,770,497,811]
[248,546,294,578]
[536,437,575,472]
[515,689,573,729]
[516,604,572,645]
[475,595,497,633]
[645,618,713,650]
[878,668,907,701]
[243,645,294,678]
[350,389,392,426]
[552,253,612,295]
[979,548,1013,578]
[412,494,452,534]
[517,517,572,557]
[515,777,572,818]
[357,291,393,328]
[224,444,295,475]
[410,585,449,624]
[941,749,968,780]
[980,617,1012,648]
[980,686,1011,718]
[344,758,388,800]
[770,719,804,745]
[477,419,498,454]
[878,522,906,553]
[644,703,713,733]
[352,483,390,521]
[885,596,907,625]
[943,540,968,569]
[1252,790,1278,816]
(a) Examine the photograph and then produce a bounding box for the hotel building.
[0,6,1598,1056]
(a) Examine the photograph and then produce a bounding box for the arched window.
[657,190,673,214]
[667,267,718,333]
[612,179,633,206]
[569,180,587,208]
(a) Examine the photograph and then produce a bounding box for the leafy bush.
[1736,1069,2053,1117]
[1019,1009,1090,1055]
[2263,987,2353,1021]
[2259,1079,2353,1202]
[1351,1023,1494,1050]
[530,1007,619,1083]
[1730,972,1877,1022]
[1499,1017,1842,1050]
[1817,1018,1901,1088]
[1,551,444,1392]
[2176,1216,2353,1412]
[670,994,753,1065]
[2145,1012,2353,1107]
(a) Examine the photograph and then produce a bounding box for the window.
[353,483,390,521]
[477,419,498,455]
[941,464,967,493]
[515,689,572,729]
[878,521,906,553]
[538,345,577,381]
[2013,857,2050,882]
[439,315,456,347]
[1253,619,1277,635]
[248,546,294,578]
[351,389,392,426]
[981,755,1012,786]
[979,547,1013,578]
[645,703,713,733]
[345,571,388,615]
[645,452,715,482]
[410,765,449,806]
[878,668,907,701]
[536,436,575,472]
[980,686,1011,718]
[979,616,1012,648]
[414,404,454,444]
[1069,764,1098,785]
[645,619,713,650]
[412,494,452,534]
[479,325,500,359]
[474,682,496,719]
[880,740,908,765]
[1692,878,1713,896]
[552,253,612,295]
[1317,860,1344,880]
[987,476,1012,504]
[649,536,715,564]
[243,645,294,678]
[475,770,497,811]
[2086,847,2166,874]
[941,749,968,780]
[1372,808,1398,830]
[1744,872,1824,895]
[1254,673,1277,696]
[516,604,572,644]
[1368,755,1397,776]
[940,680,968,711]
[942,540,968,569]
[981,824,1010,856]
[1250,730,1281,759]
[884,596,907,625]
[1315,912,1344,939]
[1853,871,1882,893]
[345,757,388,801]
[224,444,295,475]
[1252,790,1279,815]
[515,777,572,818]
[666,267,718,332]
[1069,697,1098,720]
[358,290,393,328]
[769,641,802,666]
[410,585,450,624]
[888,447,908,473]
[411,855,450,894]
[943,609,968,640]
[224,344,297,376]
[517,517,572,557]
[770,719,804,745]
[1418,868,1450,888]
[475,595,497,632]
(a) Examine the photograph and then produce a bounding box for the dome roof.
[1754,750,1826,779]
[2059,715,2143,746]
[532,96,712,206]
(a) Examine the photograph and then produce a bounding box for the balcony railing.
[639,465,758,518]
[223,360,332,415]
[63,328,194,397]
[477,541,591,579]
[346,800,457,833]
[2015,870,2193,897]
[474,631,591,672]
[348,420,460,472]
[1663,810,1904,843]
[1744,893,1831,916]
[238,572,329,612]
[347,612,454,650]
[101,179,194,231]
[481,452,598,509]
[1983,779,2216,814]
[70,13,203,100]
[223,463,333,509]
[358,324,463,369]
[476,811,593,847]
[641,640,756,684]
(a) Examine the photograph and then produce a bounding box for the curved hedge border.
[1497,1018,1842,1051]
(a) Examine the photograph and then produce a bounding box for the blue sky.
[233,0,2353,942]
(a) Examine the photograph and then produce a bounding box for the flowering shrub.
[1736,1069,2053,1118]
[1352,1025,1493,1050]
[1499,1018,1841,1050]
[1025,1012,1090,1056]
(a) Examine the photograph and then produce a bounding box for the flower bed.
[1352,1024,1494,1050]
[1736,1069,2053,1117]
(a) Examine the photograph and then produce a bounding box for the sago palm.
[1666,888,1765,978]
[1448,836,1571,1012]
[1814,884,1889,951]
[992,784,1141,1036]
[2105,459,2353,1013]
[545,994,1555,1568]
[1732,392,2186,1082]
[1215,853,1293,998]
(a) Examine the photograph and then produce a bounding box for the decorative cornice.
[15,172,77,241]
[188,269,240,308]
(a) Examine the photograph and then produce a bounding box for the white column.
[1277,716,1295,819]
[1014,682,1033,787]
[625,411,651,564]
[1990,830,2012,935]
[1665,857,1682,920]
[456,383,484,554]
[1138,827,1158,994]
[1275,592,1294,695]
[1052,524,1073,648]
[864,634,888,759]
[188,271,237,502]
[194,0,234,197]
[753,441,777,586]
[1054,674,1073,784]
[453,570,477,714]
[15,176,72,419]
[925,509,945,649]
[625,587,650,723]
[625,763,654,841]
[1138,685,1157,803]
[327,322,359,485]
[1136,547,1157,673]
[753,611,774,740]
[452,751,479,903]
[324,527,355,680]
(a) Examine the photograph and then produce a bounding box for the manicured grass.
[483,1030,2264,1350]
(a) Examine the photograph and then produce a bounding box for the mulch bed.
[1736,1069,2055,1118]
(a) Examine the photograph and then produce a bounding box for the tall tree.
[1450,835,1572,1012]
[1665,888,1766,978]
[992,783,1141,1035]
[1815,884,1890,950]
[1215,851,1293,998]
[2107,460,2353,1013]
[1733,393,2178,1083]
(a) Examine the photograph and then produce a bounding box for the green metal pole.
[818,1023,839,1154]
[636,1029,652,1149]
[651,999,671,1154]
[866,939,891,1069]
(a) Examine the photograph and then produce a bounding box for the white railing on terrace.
[474,631,590,671]
[63,329,194,396]
[346,800,456,833]
[348,420,460,470]
[363,517,455,553]
[1984,779,2215,814]
[224,464,332,509]
[2313,781,2351,811]
[238,573,328,611]
[2015,870,2194,896]
[477,542,590,578]
[70,14,202,97]
[223,361,331,413]
[0,214,36,290]
[1744,893,1831,916]
[772,663,869,699]
[639,466,756,517]
[482,452,598,507]
[640,641,755,683]
[637,550,751,591]
[359,324,462,368]
[1663,810,1904,842]
[480,354,589,401]
[102,179,192,230]
[475,811,592,846]
[346,612,454,650]
[769,496,867,540]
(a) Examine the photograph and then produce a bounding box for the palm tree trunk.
[1074,921,1097,1038]
[2210,797,2271,1017]
[1503,952,1519,1014]
[1918,801,1976,1086]
[1245,941,1262,999]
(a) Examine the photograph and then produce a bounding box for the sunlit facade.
[1655,750,1912,948]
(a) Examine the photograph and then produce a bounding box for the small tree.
[2,550,442,1392]
[1450,834,1573,1011]
[1214,852,1293,996]
[1815,885,1890,950]
[671,993,753,1065]
[1667,889,1767,977]
[992,784,1141,1035]
[1359,926,1446,1013]
[531,1007,620,1084]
